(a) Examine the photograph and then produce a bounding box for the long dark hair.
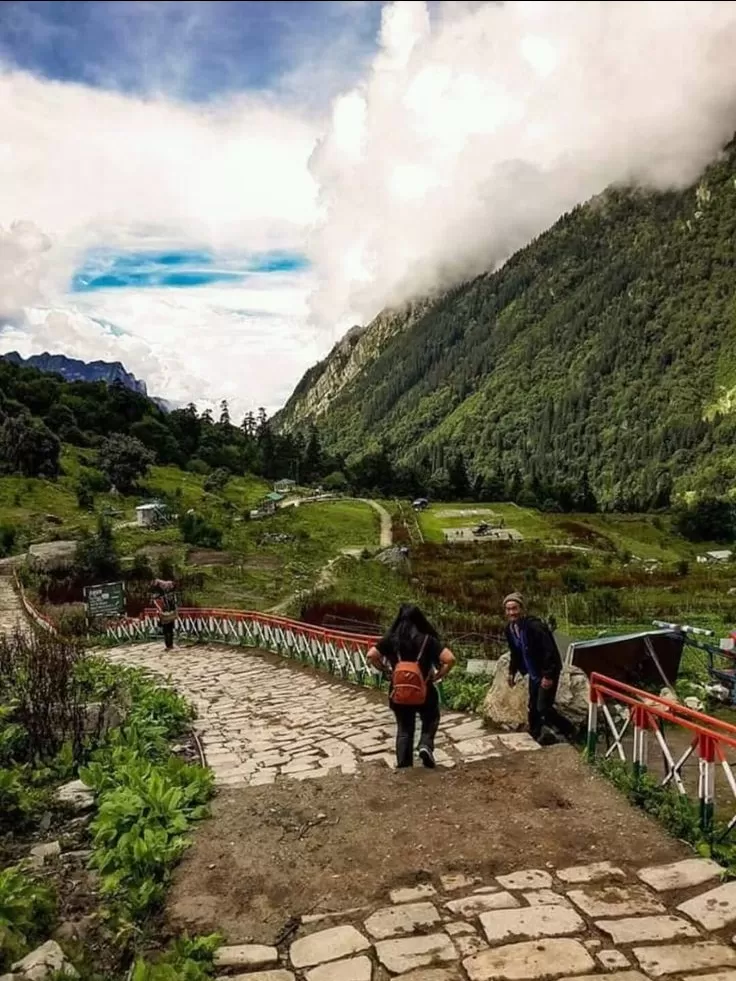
[385,603,439,659]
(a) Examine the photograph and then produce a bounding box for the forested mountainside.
[0,351,175,413]
[0,358,336,486]
[277,142,736,510]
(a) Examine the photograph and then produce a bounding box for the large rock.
[56,780,94,813]
[482,653,528,726]
[482,654,589,727]
[27,542,77,573]
[11,940,78,979]
[556,665,590,722]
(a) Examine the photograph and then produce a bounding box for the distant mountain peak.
[2,350,148,397]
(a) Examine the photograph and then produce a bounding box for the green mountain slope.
[278,143,736,509]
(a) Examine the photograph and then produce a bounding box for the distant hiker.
[367,604,456,768]
[152,579,178,650]
[504,592,574,744]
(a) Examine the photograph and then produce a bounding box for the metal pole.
[586,692,598,756]
[699,735,715,838]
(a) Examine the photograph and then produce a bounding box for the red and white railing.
[13,572,58,634]
[105,607,382,686]
[588,672,736,835]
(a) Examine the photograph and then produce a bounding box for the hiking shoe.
[419,746,436,768]
[538,727,560,747]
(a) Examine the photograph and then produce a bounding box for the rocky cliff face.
[2,351,148,396]
[275,301,433,431]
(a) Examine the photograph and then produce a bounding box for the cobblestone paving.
[208,859,736,980]
[102,642,540,787]
[0,575,26,637]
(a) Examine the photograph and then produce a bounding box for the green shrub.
[74,515,120,582]
[0,523,17,558]
[0,769,38,830]
[83,755,213,919]
[179,512,222,550]
[561,569,587,593]
[0,705,28,766]
[75,481,95,511]
[203,468,230,493]
[131,934,222,981]
[442,672,490,713]
[78,664,210,923]
[0,866,55,970]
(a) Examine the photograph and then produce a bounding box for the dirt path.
[166,746,692,951]
[268,499,391,614]
[360,498,393,548]
[101,639,702,975]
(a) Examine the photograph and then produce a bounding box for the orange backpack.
[392,636,428,706]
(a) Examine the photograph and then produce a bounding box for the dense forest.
[0,359,341,490]
[278,141,736,511]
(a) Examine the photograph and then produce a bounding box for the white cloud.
[4,1,736,415]
[1,270,319,419]
[308,0,736,326]
[0,67,322,418]
[0,69,318,259]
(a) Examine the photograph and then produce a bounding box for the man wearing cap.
[503,592,574,743]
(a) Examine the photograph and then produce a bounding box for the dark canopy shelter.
[566,629,685,690]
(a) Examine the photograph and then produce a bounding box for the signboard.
[85,581,125,619]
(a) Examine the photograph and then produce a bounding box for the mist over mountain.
[278,139,736,511]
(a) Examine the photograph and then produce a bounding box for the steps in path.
[208,858,736,981]
[102,641,540,787]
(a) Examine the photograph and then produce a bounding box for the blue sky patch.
[0,1,387,104]
[71,248,309,292]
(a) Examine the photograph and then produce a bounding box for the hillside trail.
[268,498,392,615]
[359,498,392,548]
[0,574,28,637]
[98,639,723,981]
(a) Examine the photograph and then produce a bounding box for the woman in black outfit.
[367,604,456,769]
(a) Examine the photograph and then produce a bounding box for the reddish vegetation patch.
[301,600,384,634]
[557,520,616,550]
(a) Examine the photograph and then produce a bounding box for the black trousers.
[390,685,440,768]
[162,621,175,649]
[528,676,574,741]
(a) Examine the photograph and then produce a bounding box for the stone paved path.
[209,858,736,980]
[102,642,540,787]
[0,575,26,637]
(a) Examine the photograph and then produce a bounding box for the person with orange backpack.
[368,604,456,768]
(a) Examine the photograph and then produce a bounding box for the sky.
[2,1,736,419]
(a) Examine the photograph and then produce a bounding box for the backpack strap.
[416,634,428,663]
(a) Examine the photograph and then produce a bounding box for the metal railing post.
[586,687,598,756]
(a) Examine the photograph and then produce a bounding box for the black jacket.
[505,616,562,681]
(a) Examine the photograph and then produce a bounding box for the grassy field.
[0,449,270,551]
[6,469,736,665]
[418,502,555,543]
[416,501,702,561]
